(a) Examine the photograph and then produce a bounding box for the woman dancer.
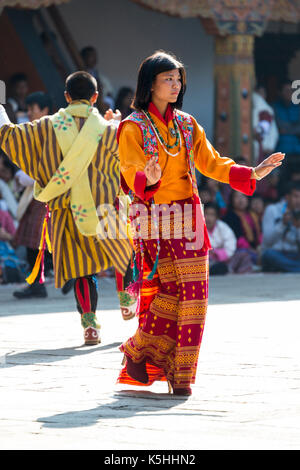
[117,51,284,395]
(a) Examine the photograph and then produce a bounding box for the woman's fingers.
[268,152,285,162]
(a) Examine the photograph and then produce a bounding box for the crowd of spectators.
[200,80,300,276]
[1,62,300,285]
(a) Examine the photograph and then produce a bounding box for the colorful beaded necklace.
[142,110,182,157]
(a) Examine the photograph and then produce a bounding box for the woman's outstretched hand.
[144,156,161,186]
[252,152,285,180]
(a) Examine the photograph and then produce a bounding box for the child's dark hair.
[26,92,52,113]
[65,71,97,101]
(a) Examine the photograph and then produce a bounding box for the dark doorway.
[255,33,300,104]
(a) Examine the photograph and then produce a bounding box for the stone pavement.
[1,273,300,450]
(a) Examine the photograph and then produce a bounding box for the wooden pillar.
[214,34,255,163]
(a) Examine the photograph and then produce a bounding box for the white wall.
[58,0,215,139]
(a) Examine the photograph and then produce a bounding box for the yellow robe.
[0,112,132,288]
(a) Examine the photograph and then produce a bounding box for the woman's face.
[232,191,248,211]
[123,91,133,108]
[250,197,264,215]
[151,68,182,105]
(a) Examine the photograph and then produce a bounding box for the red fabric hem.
[229,164,256,196]
[117,361,167,386]
[134,171,161,201]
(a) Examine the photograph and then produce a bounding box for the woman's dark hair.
[132,51,186,111]
[65,71,97,101]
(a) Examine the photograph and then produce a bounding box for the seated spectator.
[200,177,227,216]
[290,169,300,182]
[12,91,53,299]
[256,168,280,203]
[223,190,262,265]
[218,155,251,207]
[0,209,16,241]
[7,73,29,124]
[0,151,18,218]
[115,87,134,119]
[0,153,17,185]
[0,209,26,284]
[26,91,52,121]
[253,83,279,165]
[273,80,300,155]
[205,202,253,274]
[205,202,236,275]
[249,194,265,227]
[261,182,300,272]
[198,186,212,206]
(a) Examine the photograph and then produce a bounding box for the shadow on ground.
[37,391,225,429]
[3,342,121,368]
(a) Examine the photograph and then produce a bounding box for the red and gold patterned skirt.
[118,197,209,390]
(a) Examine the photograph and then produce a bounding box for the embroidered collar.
[148,102,175,126]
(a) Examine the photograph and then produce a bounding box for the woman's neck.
[151,98,168,118]
[234,208,246,215]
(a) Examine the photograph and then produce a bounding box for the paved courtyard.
[0,272,300,450]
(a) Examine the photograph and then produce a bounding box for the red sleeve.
[229,165,256,196]
[134,171,161,201]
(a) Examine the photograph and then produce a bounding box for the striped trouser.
[74,262,133,315]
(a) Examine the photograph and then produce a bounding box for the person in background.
[205,202,236,275]
[198,186,212,206]
[115,87,134,120]
[273,80,300,156]
[249,194,265,227]
[0,209,26,285]
[81,46,115,110]
[205,202,253,274]
[12,92,53,299]
[261,182,300,273]
[256,168,280,203]
[253,83,279,165]
[0,151,18,218]
[0,209,16,242]
[0,153,17,186]
[223,190,262,266]
[201,177,227,216]
[7,73,29,124]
